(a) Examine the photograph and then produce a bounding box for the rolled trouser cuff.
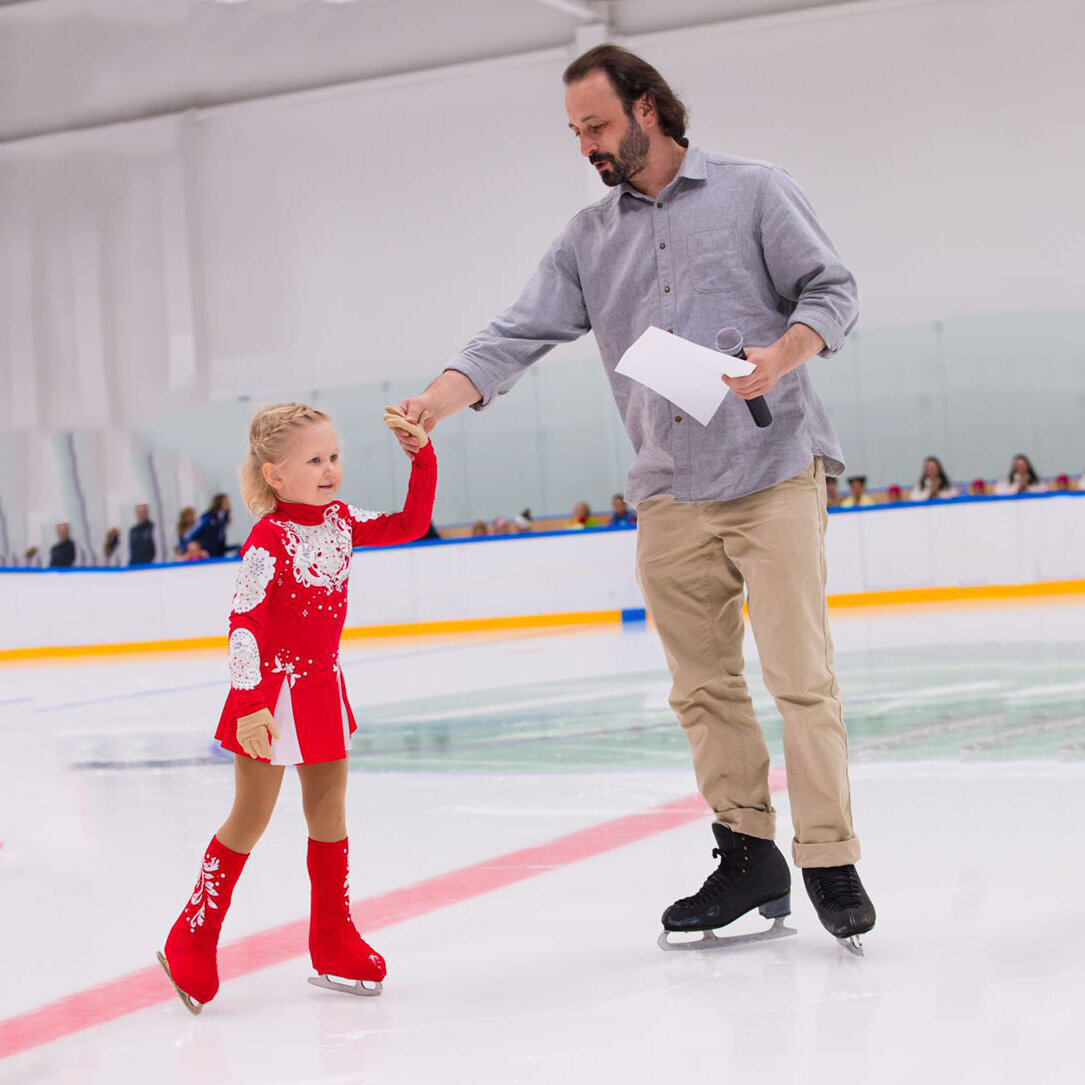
[792,835,861,868]
[717,808,777,842]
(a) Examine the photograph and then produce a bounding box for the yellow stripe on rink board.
[826,580,1085,609]
[339,610,622,641]
[1,582,1083,663]
[0,635,227,663]
[0,611,625,663]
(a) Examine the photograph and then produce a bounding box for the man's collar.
[677,144,708,182]
[619,144,706,201]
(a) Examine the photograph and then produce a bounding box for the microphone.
[715,327,772,428]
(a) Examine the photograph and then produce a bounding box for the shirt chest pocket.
[688,224,740,295]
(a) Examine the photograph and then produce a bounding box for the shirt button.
[675,415,683,423]
[659,242,666,250]
[656,202,663,208]
[663,285,671,293]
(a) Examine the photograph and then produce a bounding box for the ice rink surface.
[1,600,1083,1083]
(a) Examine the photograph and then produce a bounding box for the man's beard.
[590,115,650,187]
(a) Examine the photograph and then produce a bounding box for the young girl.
[157,401,435,1013]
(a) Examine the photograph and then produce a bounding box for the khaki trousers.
[635,459,860,867]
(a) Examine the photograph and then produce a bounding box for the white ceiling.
[0,0,867,143]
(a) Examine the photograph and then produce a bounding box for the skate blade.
[155,951,203,1016]
[837,935,865,957]
[658,916,797,952]
[307,974,383,997]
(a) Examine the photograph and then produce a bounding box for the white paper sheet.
[614,326,755,426]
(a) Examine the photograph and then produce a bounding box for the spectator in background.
[839,475,873,508]
[885,485,903,504]
[49,523,76,568]
[175,507,197,558]
[129,503,156,565]
[566,501,599,529]
[513,510,533,533]
[184,494,232,558]
[967,478,988,497]
[470,520,490,538]
[910,456,959,501]
[180,539,209,562]
[1054,474,1073,491]
[103,528,122,566]
[825,476,840,509]
[492,517,513,535]
[610,494,637,527]
[23,546,41,568]
[994,454,1046,496]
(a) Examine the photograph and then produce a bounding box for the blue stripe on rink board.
[621,608,647,624]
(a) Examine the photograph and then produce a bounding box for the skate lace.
[811,866,864,909]
[675,845,745,907]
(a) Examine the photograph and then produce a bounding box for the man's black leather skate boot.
[802,865,876,954]
[662,823,791,935]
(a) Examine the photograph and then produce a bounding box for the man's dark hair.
[563,44,689,148]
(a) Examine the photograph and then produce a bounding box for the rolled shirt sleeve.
[757,167,859,357]
[446,230,591,410]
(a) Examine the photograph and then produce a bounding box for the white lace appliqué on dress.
[348,504,383,525]
[231,545,275,613]
[272,506,357,595]
[228,628,261,690]
[272,654,300,688]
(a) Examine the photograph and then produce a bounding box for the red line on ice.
[0,769,786,1060]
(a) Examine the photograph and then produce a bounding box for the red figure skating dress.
[214,442,436,764]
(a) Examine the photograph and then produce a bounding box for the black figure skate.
[658,823,796,951]
[802,864,876,956]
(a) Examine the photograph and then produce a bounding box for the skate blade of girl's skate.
[307,974,383,997]
[657,916,796,952]
[155,951,203,1016]
[837,935,865,957]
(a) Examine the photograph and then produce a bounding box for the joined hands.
[382,405,431,453]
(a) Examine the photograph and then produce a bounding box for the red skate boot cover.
[307,837,386,984]
[160,836,249,1010]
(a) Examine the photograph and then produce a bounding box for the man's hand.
[722,322,825,400]
[236,708,280,760]
[722,344,790,400]
[390,371,482,455]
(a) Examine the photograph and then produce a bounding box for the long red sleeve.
[346,442,437,548]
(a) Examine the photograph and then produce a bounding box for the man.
[129,503,156,566]
[394,44,874,950]
[48,523,76,568]
[839,475,874,508]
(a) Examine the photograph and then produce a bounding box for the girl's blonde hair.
[240,402,331,516]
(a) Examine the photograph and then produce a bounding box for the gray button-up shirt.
[448,145,858,504]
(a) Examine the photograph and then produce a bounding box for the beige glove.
[382,405,431,448]
[236,708,280,760]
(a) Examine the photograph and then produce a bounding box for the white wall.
[2,495,1081,654]
[2,0,1083,554]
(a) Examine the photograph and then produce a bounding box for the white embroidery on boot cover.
[343,846,352,923]
[187,856,221,933]
[228,628,261,690]
[231,546,275,613]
